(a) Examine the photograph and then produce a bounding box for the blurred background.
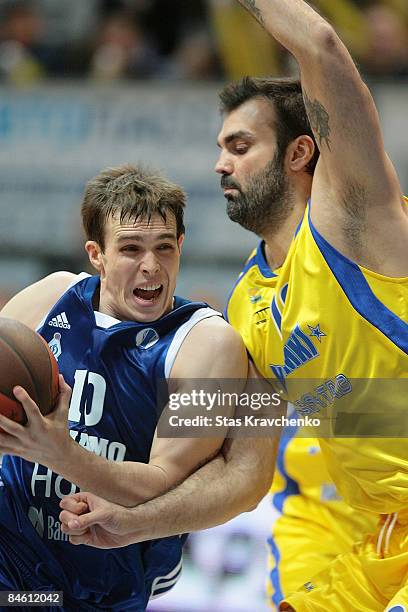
[0,0,407,609]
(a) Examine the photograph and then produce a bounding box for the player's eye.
[121,245,140,253]
[234,143,249,154]
[157,243,174,251]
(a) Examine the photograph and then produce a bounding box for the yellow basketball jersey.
[266,203,408,514]
[225,243,366,524]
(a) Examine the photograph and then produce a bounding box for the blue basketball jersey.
[0,274,220,610]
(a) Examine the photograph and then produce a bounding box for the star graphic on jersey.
[307,324,326,343]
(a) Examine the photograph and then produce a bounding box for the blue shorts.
[0,529,145,612]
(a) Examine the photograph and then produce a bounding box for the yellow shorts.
[267,500,376,609]
[267,435,376,610]
[279,512,408,612]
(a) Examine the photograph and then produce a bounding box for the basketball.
[0,317,59,425]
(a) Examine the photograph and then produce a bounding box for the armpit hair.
[340,181,367,254]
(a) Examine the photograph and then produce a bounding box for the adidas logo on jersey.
[48,312,71,329]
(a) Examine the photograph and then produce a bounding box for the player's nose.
[141,252,160,275]
[215,152,233,175]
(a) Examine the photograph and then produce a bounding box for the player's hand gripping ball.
[0,317,59,425]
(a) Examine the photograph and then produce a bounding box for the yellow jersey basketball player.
[226,252,376,609]
[217,2,407,611]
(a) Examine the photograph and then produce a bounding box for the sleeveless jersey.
[0,274,219,609]
[259,203,408,514]
[225,244,368,527]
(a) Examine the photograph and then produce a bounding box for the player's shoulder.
[183,316,246,366]
[27,271,80,307]
[226,247,260,314]
[235,249,260,288]
[177,316,245,360]
[171,315,247,379]
[0,271,79,330]
[188,315,242,347]
[38,271,78,291]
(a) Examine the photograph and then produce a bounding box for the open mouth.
[133,284,163,302]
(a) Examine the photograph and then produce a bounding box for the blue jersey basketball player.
[0,164,249,610]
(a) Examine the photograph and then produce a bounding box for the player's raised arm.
[235,1,406,251]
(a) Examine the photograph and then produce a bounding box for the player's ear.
[287,135,315,173]
[177,234,185,253]
[85,241,104,273]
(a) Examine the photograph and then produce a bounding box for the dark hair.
[219,76,319,175]
[81,164,186,250]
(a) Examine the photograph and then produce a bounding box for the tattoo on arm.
[303,91,332,151]
[240,0,265,26]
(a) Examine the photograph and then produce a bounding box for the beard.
[222,153,293,236]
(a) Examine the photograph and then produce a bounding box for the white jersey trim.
[66,271,91,290]
[150,557,183,599]
[164,307,221,380]
[35,272,91,332]
[94,311,121,329]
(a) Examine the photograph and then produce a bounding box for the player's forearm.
[237,0,335,59]
[118,437,278,542]
[50,439,168,507]
[116,456,239,542]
